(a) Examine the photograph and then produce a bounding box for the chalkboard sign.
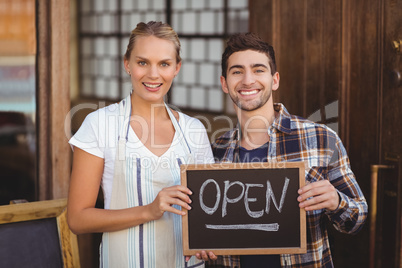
[0,199,80,268]
[181,162,306,255]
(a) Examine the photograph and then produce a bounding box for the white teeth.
[240,90,258,95]
[144,83,162,88]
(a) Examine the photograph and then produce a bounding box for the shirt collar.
[235,103,292,142]
[272,103,292,135]
[220,103,291,163]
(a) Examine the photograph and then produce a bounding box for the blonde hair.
[124,21,181,63]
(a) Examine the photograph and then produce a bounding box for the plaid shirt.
[206,104,368,268]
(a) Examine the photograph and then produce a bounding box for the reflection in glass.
[191,87,206,110]
[0,57,36,205]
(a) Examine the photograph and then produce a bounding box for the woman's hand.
[195,251,218,261]
[148,185,193,220]
[185,251,218,262]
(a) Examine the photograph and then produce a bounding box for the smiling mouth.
[239,89,259,96]
[143,82,162,89]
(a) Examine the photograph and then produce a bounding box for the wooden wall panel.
[305,1,342,118]
[37,0,71,200]
[248,0,274,44]
[250,1,342,120]
[274,0,306,116]
[345,7,381,266]
[305,0,324,117]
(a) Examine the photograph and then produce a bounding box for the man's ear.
[220,76,229,93]
[272,72,280,91]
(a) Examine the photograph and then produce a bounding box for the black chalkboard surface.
[181,162,306,255]
[0,199,80,268]
[0,218,63,268]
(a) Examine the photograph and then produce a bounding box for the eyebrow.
[228,63,269,71]
[135,56,174,62]
[252,63,269,69]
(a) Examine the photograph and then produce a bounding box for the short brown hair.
[221,33,276,78]
[124,21,181,63]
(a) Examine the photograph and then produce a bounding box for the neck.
[130,94,168,120]
[236,101,276,150]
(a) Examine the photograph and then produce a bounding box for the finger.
[162,205,190,216]
[299,195,322,208]
[185,256,191,262]
[165,185,193,195]
[174,190,193,203]
[162,190,193,204]
[298,182,334,202]
[157,192,191,209]
[208,251,218,260]
[200,251,209,261]
[161,196,192,211]
[168,207,187,216]
[298,180,330,194]
[299,192,338,211]
[195,253,202,260]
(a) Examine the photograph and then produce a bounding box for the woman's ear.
[174,61,182,76]
[123,59,130,75]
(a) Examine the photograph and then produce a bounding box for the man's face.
[221,50,279,112]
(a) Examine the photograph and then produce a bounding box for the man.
[202,33,368,267]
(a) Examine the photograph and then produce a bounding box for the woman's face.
[124,35,181,104]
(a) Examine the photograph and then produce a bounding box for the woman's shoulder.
[178,111,206,129]
[70,102,120,155]
[83,102,120,126]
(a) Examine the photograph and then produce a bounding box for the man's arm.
[297,137,368,234]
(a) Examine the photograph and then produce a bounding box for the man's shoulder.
[288,113,338,138]
[275,103,337,136]
[285,116,343,155]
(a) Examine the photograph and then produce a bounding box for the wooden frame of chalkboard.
[0,199,80,267]
[181,162,306,255]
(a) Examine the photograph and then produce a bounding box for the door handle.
[391,69,401,87]
[392,40,402,54]
[369,164,395,268]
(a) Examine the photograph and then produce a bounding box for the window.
[0,0,37,204]
[78,0,248,112]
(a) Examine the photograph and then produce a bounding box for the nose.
[242,70,255,86]
[148,65,159,79]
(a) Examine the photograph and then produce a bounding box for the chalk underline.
[205,223,279,231]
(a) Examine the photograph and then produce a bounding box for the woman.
[68,21,215,267]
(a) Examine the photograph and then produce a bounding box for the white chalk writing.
[205,223,279,231]
[198,178,290,218]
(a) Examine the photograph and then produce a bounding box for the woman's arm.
[67,147,192,235]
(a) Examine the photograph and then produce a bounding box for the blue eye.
[138,61,146,66]
[161,62,169,67]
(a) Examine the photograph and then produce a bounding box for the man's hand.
[297,180,340,211]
